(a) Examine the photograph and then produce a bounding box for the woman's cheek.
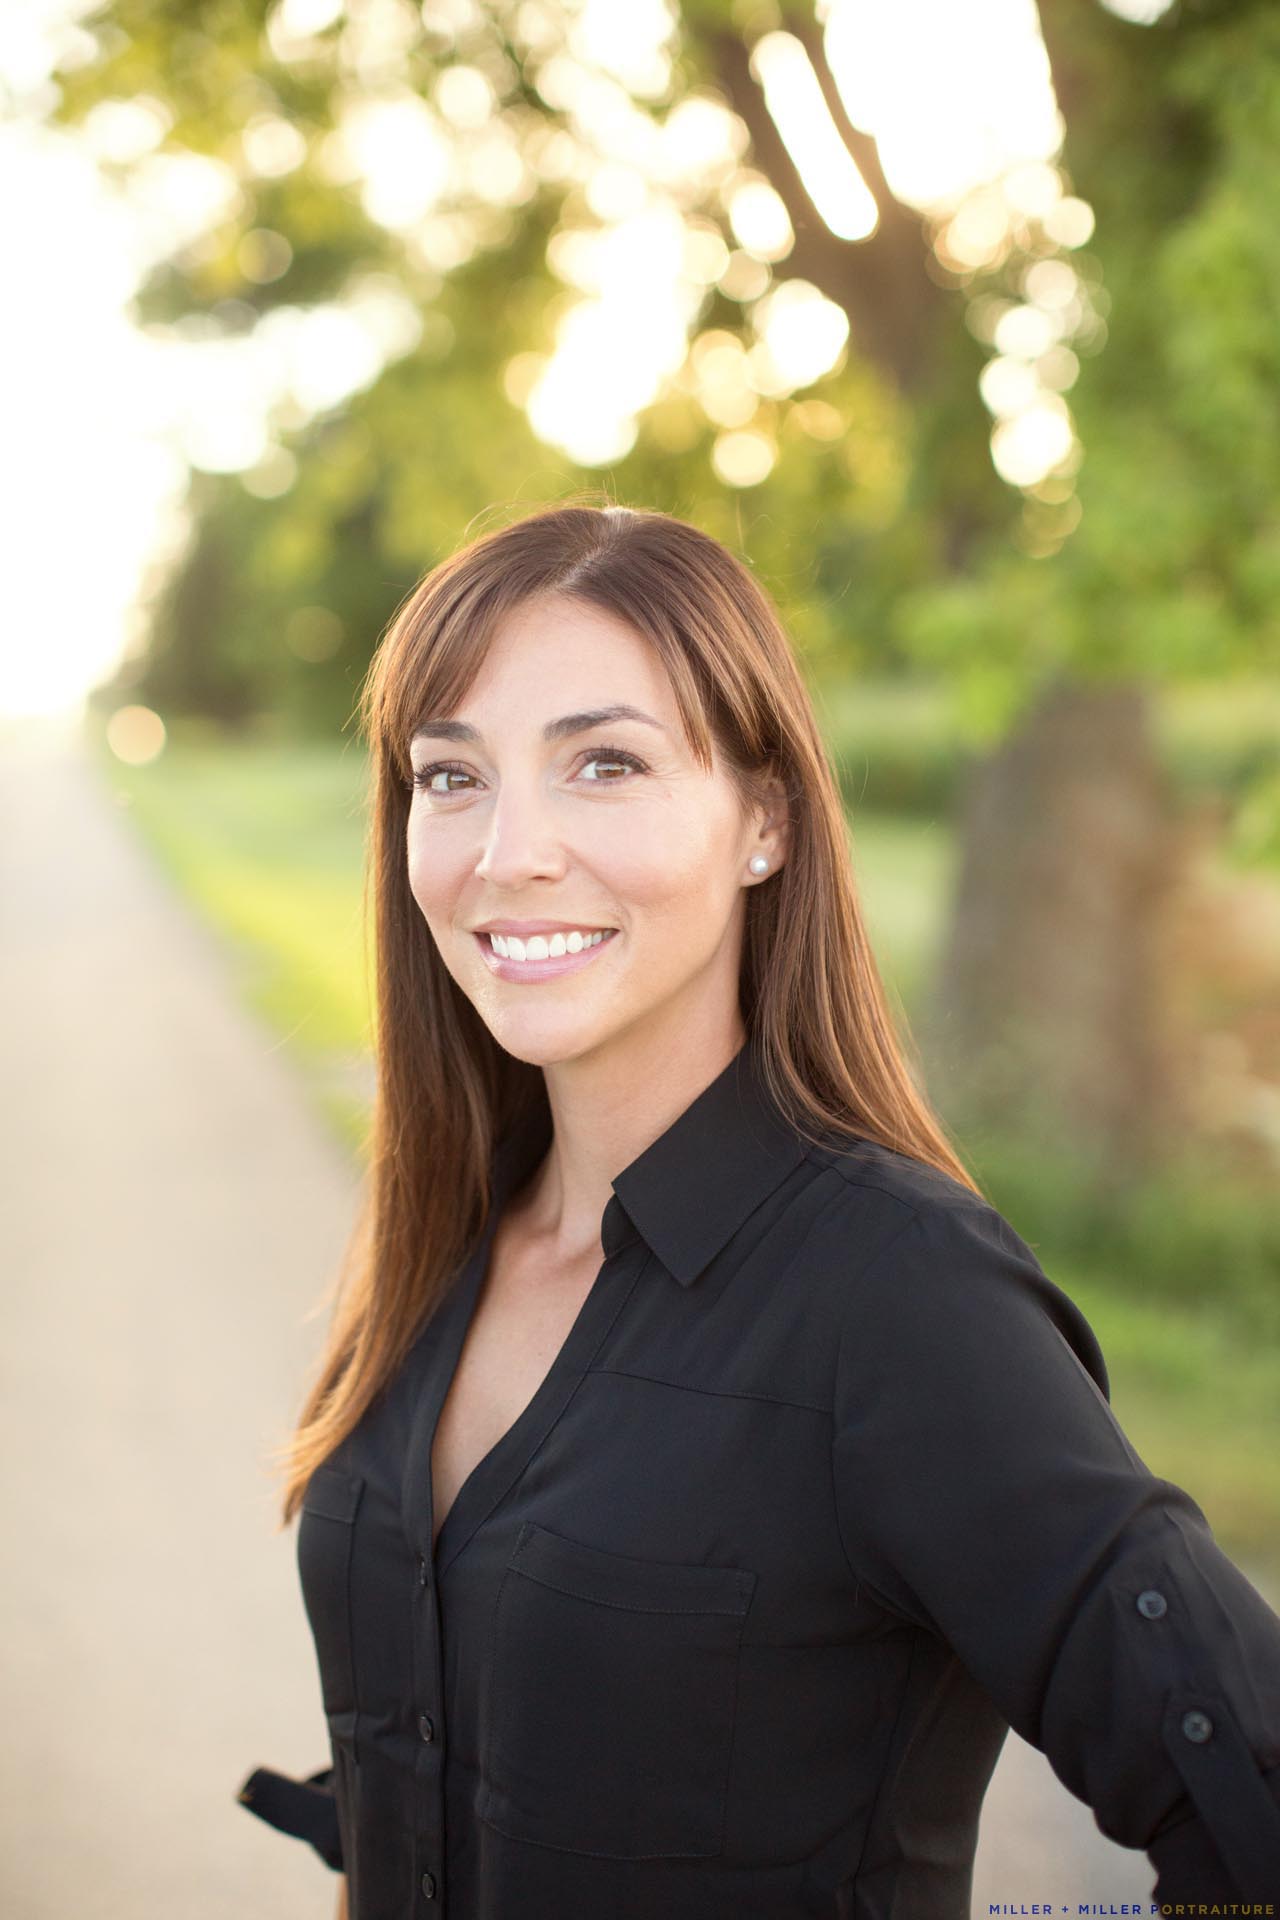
[406,823,463,924]
[581,807,718,907]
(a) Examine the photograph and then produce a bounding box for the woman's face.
[406,592,785,1071]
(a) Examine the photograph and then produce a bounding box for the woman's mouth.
[473,927,620,984]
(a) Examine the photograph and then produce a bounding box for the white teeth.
[487,929,613,962]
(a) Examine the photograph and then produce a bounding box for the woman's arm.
[334,1875,348,1919]
[830,1195,1280,1897]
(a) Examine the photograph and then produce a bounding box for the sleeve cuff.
[235,1763,344,1872]
[1148,1757,1280,1901]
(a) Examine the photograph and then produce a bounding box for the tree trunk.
[921,675,1191,1188]
[696,8,1212,1190]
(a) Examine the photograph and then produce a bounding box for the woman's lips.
[473,928,620,984]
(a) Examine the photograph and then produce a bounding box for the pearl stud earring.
[749,855,769,876]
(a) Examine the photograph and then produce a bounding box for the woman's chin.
[481,1008,617,1069]
[481,986,671,1070]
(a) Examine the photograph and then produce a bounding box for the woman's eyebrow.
[410,704,667,746]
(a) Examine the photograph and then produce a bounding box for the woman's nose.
[473,784,567,889]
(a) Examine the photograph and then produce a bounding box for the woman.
[237,503,1280,1915]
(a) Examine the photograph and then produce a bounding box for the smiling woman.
[402,590,790,1068]
[236,501,1280,1916]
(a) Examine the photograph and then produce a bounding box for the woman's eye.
[578,746,647,783]
[413,763,474,795]
[410,746,647,797]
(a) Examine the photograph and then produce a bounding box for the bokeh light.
[820,0,1062,209]
[751,280,850,393]
[105,703,166,765]
[712,429,777,488]
[0,0,1125,713]
[990,398,1075,488]
[813,0,1095,504]
[1097,0,1175,21]
[727,177,795,263]
[750,32,878,242]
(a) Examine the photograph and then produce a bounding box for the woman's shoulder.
[795,1130,1109,1397]
[799,1127,1002,1250]
[804,1126,974,1199]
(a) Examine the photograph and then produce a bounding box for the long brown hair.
[274,500,983,1525]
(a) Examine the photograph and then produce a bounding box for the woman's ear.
[753,770,791,872]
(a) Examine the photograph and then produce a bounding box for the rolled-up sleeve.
[829,1196,1280,1900]
[235,1761,344,1871]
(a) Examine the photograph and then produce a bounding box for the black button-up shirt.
[238,1040,1280,1914]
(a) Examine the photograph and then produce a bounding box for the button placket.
[396,1207,646,1912]
[412,1540,445,1909]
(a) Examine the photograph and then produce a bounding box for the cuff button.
[1181,1709,1214,1744]
[1136,1589,1168,1619]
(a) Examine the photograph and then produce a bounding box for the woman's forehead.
[397,588,715,765]
[444,601,680,717]
[484,592,658,666]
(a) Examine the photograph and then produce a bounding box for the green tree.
[53,0,1280,1180]
[901,0,1280,1177]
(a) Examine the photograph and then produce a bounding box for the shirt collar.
[491,1039,808,1289]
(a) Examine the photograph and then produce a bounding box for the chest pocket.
[479,1521,756,1860]
[296,1463,365,1748]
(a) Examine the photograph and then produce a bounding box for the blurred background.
[2,0,1277,1912]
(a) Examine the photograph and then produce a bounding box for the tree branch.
[700,19,947,394]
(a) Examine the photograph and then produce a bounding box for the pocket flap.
[510,1522,755,1616]
[301,1464,365,1525]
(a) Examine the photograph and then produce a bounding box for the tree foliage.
[49,0,1280,773]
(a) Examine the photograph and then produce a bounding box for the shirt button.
[418,1712,435,1743]
[417,1554,429,1588]
[1136,1589,1168,1619]
[1181,1709,1214,1744]
[421,1870,437,1899]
